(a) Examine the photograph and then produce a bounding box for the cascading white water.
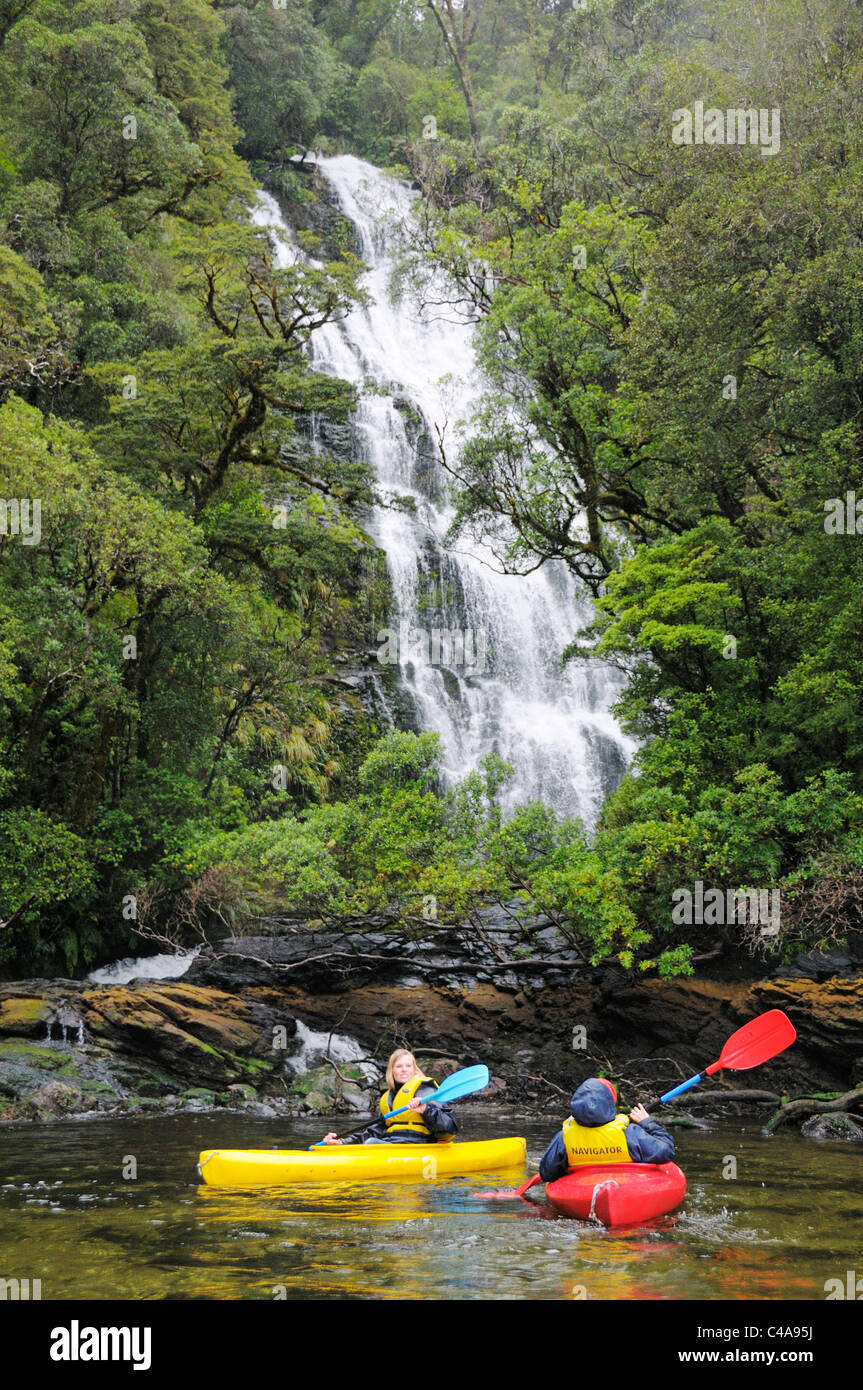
[286,1020,378,1085]
[87,946,201,986]
[255,157,634,824]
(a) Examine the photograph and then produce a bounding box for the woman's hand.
[407,1098,427,1114]
[321,1132,342,1145]
[629,1103,650,1124]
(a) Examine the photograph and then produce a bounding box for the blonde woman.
[321,1048,459,1145]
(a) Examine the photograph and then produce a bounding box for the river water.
[0,1112,856,1301]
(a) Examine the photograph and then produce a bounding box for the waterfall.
[285,1020,379,1086]
[87,947,201,986]
[254,157,634,825]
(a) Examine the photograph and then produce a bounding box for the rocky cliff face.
[2,919,860,1125]
[184,921,861,1098]
[0,980,294,1121]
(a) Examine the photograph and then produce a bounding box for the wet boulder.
[20,1080,84,1119]
[800,1111,863,1142]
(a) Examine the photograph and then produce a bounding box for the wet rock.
[0,978,298,1115]
[0,1038,87,1103]
[340,1084,368,1112]
[751,976,863,1071]
[600,978,751,1055]
[781,948,858,981]
[300,1091,331,1115]
[226,1083,257,1102]
[0,996,52,1037]
[5,915,863,1123]
[247,1101,279,1118]
[800,1112,863,1142]
[19,1080,83,1120]
[80,981,289,1089]
[480,1076,507,1099]
[417,1056,460,1080]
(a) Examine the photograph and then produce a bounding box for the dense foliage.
[2,0,862,977]
[0,0,380,971]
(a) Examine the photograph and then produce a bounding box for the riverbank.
[1,919,861,1133]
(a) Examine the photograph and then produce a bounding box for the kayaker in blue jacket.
[538,1077,675,1183]
[320,1048,458,1146]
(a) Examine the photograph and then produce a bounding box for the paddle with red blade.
[471,1009,796,1201]
[649,1008,797,1107]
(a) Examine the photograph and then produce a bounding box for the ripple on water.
[677,1206,770,1244]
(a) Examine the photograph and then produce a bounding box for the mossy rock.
[289,1066,338,1100]
[0,1040,85,1100]
[801,1112,863,1142]
[109,1061,177,1097]
[336,1064,369,1085]
[181,1087,217,1102]
[0,1039,78,1071]
[12,1080,84,1120]
[235,1056,273,1075]
[226,1083,257,1102]
[0,997,52,1036]
[300,1090,332,1115]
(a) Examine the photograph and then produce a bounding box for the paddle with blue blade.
[310,1064,490,1147]
[472,1009,796,1200]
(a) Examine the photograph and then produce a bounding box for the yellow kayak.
[197,1137,526,1186]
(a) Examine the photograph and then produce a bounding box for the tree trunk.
[426,0,480,147]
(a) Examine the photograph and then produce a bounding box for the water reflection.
[0,1112,856,1300]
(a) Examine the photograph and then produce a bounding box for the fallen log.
[764,1084,863,1133]
[663,1089,779,1106]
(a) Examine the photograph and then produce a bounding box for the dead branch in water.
[664,1089,780,1106]
[765,1084,863,1132]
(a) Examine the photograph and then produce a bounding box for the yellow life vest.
[562,1112,631,1166]
[379,1073,436,1136]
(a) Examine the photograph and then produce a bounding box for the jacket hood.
[570,1079,617,1126]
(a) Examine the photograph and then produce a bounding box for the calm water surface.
[0,1112,858,1300]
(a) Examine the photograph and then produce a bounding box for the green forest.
[1,0,862,980]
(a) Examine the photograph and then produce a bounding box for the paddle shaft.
[313,1093,447,1147]
[650,1067,716,1107]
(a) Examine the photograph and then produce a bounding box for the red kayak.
[545,1162,686,1226]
